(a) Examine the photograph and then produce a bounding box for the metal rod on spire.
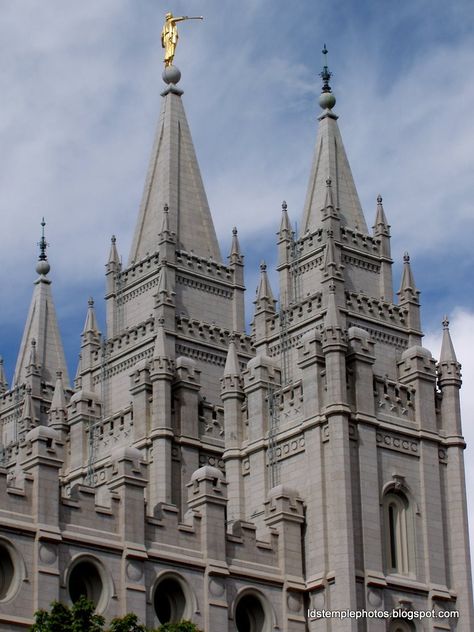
[320,44,333,94]
[38,217,48,261]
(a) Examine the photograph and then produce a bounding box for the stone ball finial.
[319,91,336,110]
[36,259,50,276]
[162,65,181,85]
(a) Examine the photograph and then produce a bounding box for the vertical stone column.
[187,466,228,631]
[108,447,148,619]
[320,287,357,631]
[264,485,306,631]
[243,354,280,526]
[147,326,174,512]
[399,346,448,591]
[221,338,245,528]
[347,327,386,630]
[21,427,63,611]
[438,330,474,625]
[67,390,101,475]
[174,357,201,515]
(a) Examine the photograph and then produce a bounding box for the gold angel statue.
[161,12,203,67]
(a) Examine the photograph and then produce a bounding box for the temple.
[0,51,472,632]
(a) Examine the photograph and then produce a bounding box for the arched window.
[383,491,412,575]
[153,574,192,625]
[234,590,272,632]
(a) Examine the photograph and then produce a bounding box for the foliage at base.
[29,599,201,632]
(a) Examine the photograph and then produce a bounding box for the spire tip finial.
[319,44,336,110]
[442,315,450,330]
[403,252,410,264]
[36,217,51,276]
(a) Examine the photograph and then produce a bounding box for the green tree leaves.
[29,600,201,632]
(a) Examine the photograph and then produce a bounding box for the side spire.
[49,370,68,429]
[301,47,368,235]
[440,316,458,364]
[229,227,243,265]
[128,68,221,264]
[224,335,241,377]
[373,194,390,236]
[82,298,100,338]
[13,220,70,387]
[107,235,120,266]
[255,261,276,311]
[398,252,419,298]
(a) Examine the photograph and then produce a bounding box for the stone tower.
[0,54,472,632]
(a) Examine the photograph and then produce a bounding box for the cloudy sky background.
[1,0,474,572]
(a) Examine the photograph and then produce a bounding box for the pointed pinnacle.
[229,226,242,262]
[399,252,418,296]
[108,234,120,265]
[160,203,171,235]
[49,369,67,417]
[256,261,274,301]
[322,231,338,272]
[324,282,343,330]
[440,315,458,363]
[373,194,390,235]
[224,335,241,377]
[82,297,100,335]
[279,200,292,235]
[153,318,169,359]
[323,178,335,211]
[157,265,173,296]
[28,338,38,368]
[22,385,34,421]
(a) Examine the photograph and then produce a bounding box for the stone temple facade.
[0,58,473,632]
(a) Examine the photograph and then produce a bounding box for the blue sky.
[1,0,474,564]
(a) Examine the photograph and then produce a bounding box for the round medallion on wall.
[287,591,303,613]
[39,543,57,565]
[208,577,225,597]
[126,560,143,582]
[367,588,382,607]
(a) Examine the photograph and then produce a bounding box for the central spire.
[300,47,368,235]
[128,65,222,265]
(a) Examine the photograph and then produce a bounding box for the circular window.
[0,543,15,601]
[68,559,105,609]
[154,576,188,624]
[235,593,267,632]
